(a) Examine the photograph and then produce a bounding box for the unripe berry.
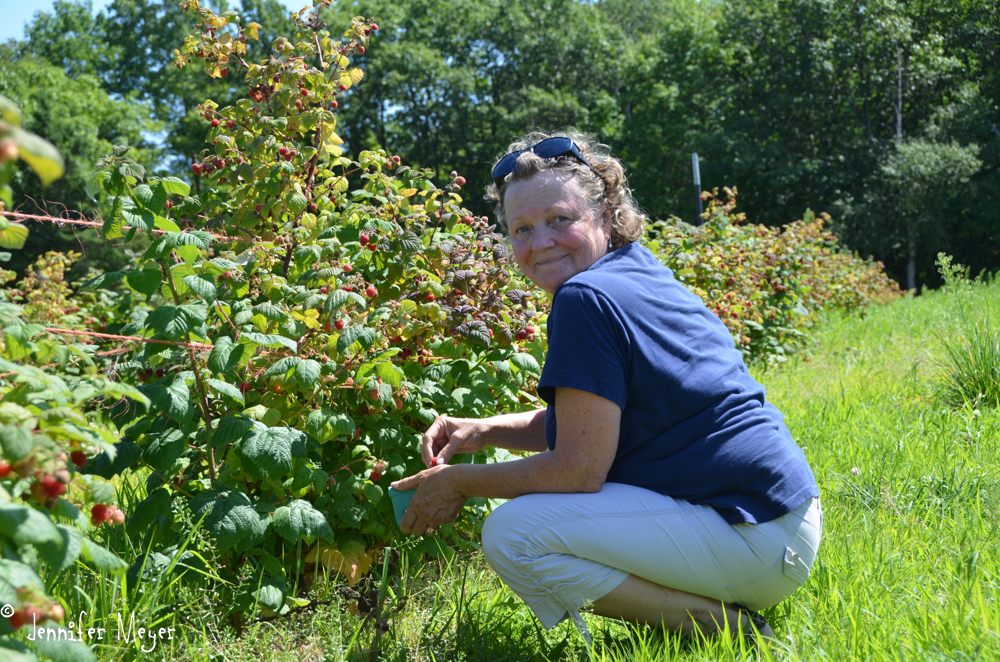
[369,389,379,400]
[359,46,365,54]
[70,451,87,468]
[49,604,65,623]
[110,508,125,525]
[164,200,174,210]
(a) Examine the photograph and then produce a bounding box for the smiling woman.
[390,132,821,644]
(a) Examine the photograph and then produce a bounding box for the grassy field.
[55,271,1000,661]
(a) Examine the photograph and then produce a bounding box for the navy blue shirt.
[537,242,819,524]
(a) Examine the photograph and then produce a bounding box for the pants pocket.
[725,547,810,611]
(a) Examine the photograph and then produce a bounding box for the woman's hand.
[421,416,487,468]
[392,465,468,536]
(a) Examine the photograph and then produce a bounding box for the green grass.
[36,274,1000,661]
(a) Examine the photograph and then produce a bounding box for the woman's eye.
[553,215,570,223]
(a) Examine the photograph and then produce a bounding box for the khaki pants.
[482,483,822,629]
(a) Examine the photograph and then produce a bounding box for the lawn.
[67,272,1000,661]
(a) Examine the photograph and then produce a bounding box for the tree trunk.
[907,220,917,292]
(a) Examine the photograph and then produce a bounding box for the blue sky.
[0,0,302,43]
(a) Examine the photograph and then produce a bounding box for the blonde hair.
[486,131,647,249]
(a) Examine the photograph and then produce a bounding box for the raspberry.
[368,243,377,252]
[456,176,466,186]
[342,264,353,272]
[370,471,382,481]
[463,216,473,224]
[320,286,328,294]
[365,285,377,298]
[255,204,262,212]
[0,460,13,478]
[211,119,220,128]
[372,23,379,30]
[426,293,435,301]
[343,285,353,292]
[340,83,348,91]
[110,508,125,525]
[369,389,379,400]
[192,163,202,174]
[239,382,251,393]
[227,120,236,128]
[359,233,369,246]
[334,320,345,330]
[525,326,536,335]
[358,46,366,54]
[70,451,87,468]
[300,88,309,96]
[8,610,24,630]
[91,503,109,522]
[516,329,527,340]
[41,475,65,498]
[330,100,338,109]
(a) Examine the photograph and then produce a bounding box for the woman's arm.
[421,408,548,467]
[395,387,621,535]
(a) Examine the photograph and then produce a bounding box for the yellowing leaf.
[338,72,353,90]
[400,188,418,197]
[348,68,364,84]
[218,32,232,45]
[333,53,349,68]
[306,541,375,586]
[11,126,64,186]
[245,22,261,40]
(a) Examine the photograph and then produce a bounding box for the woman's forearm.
[451,450,597,500]
[478,408,548,453]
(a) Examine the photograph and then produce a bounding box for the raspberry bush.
[77,1,546,624]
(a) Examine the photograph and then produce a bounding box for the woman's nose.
[531,224,557,251]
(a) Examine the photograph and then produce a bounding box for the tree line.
[2,0,997,290]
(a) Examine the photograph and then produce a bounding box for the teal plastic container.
[388,486,417,528]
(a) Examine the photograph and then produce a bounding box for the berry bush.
[645,188,902,362]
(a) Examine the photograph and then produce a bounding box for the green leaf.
[79,271,125,290]
[0,505,62,547]
[163,231,213,249]
[0,94,23,125]
[159,378,192,422]
[119,162,145,181]
[128,487,172,536]
[237,427,294,480]
[143,428,187,472]
[151,176,191,197]
[0,423,34,462]
[121,207,156,232]
[287,192,308,214]
[253,302,286,322]
[9,125,64,185]
[375,361,404,387]
[189,489,264,553]
[134,183,166,211]
[336,325,376,353]
[124,267,163,297]
[254,575,286,612]
[81,538,128,575]
[0,223,29,250]
[213,415,256,447]
[35,524,84,573]
[183,274,218,303]
[240,332,297,351]
[305,409,355,443]
[209,378,245,404]
[145,304,208,339]
[510,352,541,375]
[273,499,334,543]
[32,626,98,662]
[324,289,352,313]
[207,336,251,373]
[263,356,301,377]
[294,359,322,389]
[76,474,115,503]
[361,483,383,505]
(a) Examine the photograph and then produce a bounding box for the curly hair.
[485,131,647,250]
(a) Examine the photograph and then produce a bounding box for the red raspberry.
[516,329,527,340]
[330,100,338,109]
[369,389,379,400]
[343,285,353,292]
[340,83,348,91]
[192,163,202,174]
[456,176,466,186]
[426,293,435,301]
[41,475,65,498]
[334,320,345,330]
[0,460,13,478]
[365,286,377,298]
[462,216,473,224]
[227,120,236,128]
[320,286,328,294]
[300,88,309,96]
[368,243,377,252]
[342,264,353,272]
[239,382,251,393]
[110,508,125,525]
[359,46,366,54]
[359,233,370,246]
[525,326,536,335]
[255,204,262,212]
[211,119,220,128]
[91,503,109,522]
[372,23,379,30]
[8,610,25,630]
[70,451,87,468]
[370,471,382,481]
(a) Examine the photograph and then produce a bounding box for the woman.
[390,132,821,639]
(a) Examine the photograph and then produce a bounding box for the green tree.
[0,51,157,278]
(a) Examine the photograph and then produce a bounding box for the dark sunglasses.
[492,137,593,187]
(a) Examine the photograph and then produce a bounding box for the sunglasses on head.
[492,137,593,187]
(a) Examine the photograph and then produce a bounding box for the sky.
[0,0,302,43]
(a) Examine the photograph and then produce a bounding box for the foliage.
[70,2,547,626]
[932,253,1000,409]
[645,188,902,362]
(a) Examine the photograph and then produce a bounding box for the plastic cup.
[388,486,417,527]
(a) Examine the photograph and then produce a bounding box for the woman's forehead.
[505,171,588,223]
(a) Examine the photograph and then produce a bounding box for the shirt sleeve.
[537,282,630,409]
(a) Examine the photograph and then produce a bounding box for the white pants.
[482,483,822,629]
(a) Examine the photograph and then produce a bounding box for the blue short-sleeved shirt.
[537,242,819,525]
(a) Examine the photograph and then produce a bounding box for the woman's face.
[504,170,610,295]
